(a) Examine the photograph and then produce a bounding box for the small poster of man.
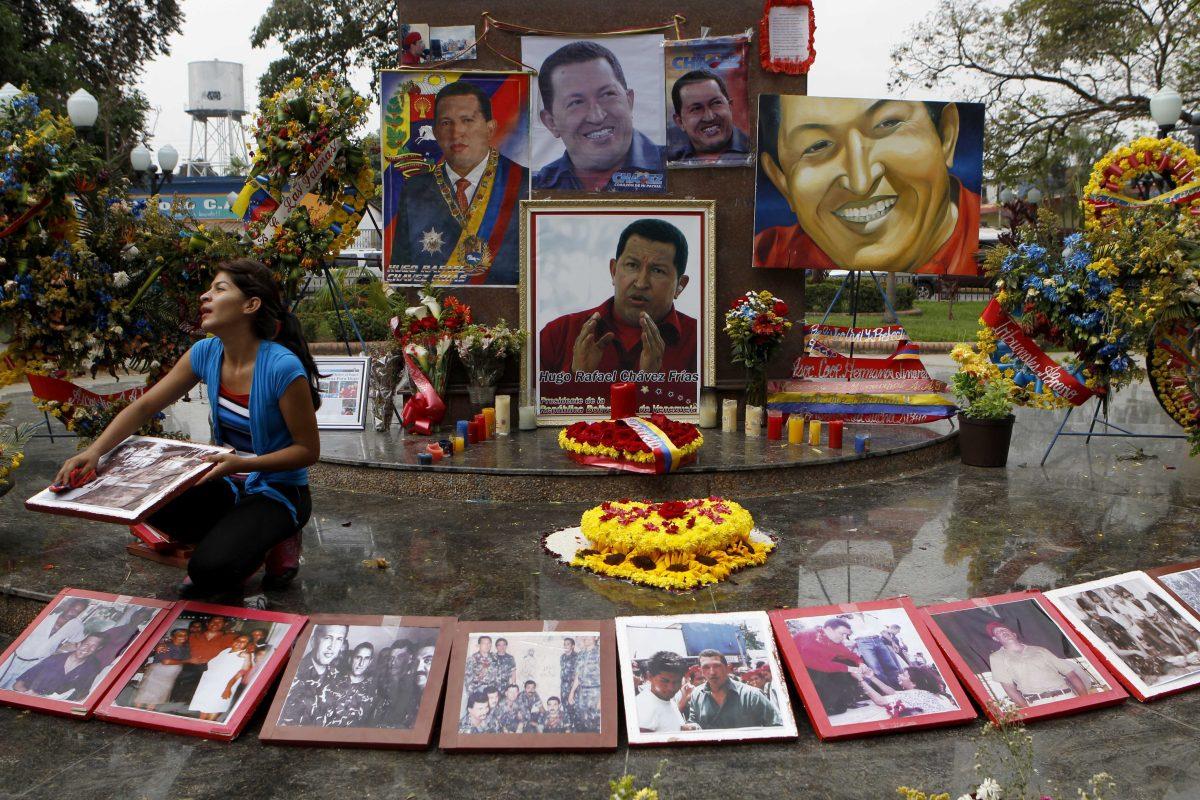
[522,34,668,193]
[524,200,713,423]
[753,94,985,274]
[663,35,753,168]
[381,69,530,286]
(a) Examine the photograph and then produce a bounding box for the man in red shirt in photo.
[792,617,867,716]
[539,218,697,377]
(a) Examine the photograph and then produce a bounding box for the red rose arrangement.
[558,413,704,474]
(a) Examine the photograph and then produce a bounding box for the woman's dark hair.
[214,259,322,409]
[906,666,947,697]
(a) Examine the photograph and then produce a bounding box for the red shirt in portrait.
[539,297,698,374]
[793,628,864,674]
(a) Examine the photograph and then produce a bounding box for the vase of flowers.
[389,286,471,433]
[456,319,526,408]
[950,340,1023,467]
[724,291,792,409]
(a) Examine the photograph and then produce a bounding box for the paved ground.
[1,360,1198,799]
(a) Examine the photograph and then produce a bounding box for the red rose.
[655,501,688,519]
[421,316,438,330]
[773,300,788,316]
[731,295,748,310]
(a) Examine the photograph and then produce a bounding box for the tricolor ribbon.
[399,352,446,436]
[621,416,686,474]
[981,299,1099,406]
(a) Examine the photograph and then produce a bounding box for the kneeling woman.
[56,259,321,603]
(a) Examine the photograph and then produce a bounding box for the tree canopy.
[0,0,184,158]
[891,0,1200,190]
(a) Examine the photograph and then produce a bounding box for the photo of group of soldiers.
[457,633,601,735]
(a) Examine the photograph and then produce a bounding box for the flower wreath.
[233,76,375,291]
[1083,136,1200,229]
[1148,316,1200,454]
[558,415,703,471]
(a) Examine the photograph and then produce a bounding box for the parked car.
[911,227,1002,299]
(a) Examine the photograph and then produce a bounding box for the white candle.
[698,390,718,428]
[518,405,537,430]
[721,399,738,433]
[745,404,763,437]
[495,394,512,435]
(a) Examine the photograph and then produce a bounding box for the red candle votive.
[828,420,844,449]
[766,411,783,440]
[426,443,444,463]
[610,382,638,419]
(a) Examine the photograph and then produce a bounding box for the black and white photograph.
[522,34,667,193]
[927,597,1113,712]
[109,609,290,725]
[1047,572,1200,699]
[616,611,797,745]
[457,632,599,735]
[314,356,369,430]
[1154,565,1200,617]
[25,436,230,523]
[0,590,169,715]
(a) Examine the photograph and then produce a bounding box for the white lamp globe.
[157,144,179,173]
[1026,187,1043,204]
[998,188,1015,204]
[66,88,99,128]
[1149,88,1183,128]
[129,144,152,172]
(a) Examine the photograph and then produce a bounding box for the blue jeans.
[854,635,904,689]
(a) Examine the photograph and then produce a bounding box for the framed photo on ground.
[770,597,974,740]
[438,620,617,751]
[1045,571,1200,701]
[95,601,306,741]
[0,589,173,719]
[617,611,797,746]
[521,199,715,424]
[24,436,231,524]
[314,356,370,430]
[920,592,1127,722]
[260,615,455,748]
[1146,560,1200,620]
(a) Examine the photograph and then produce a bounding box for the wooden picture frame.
[919,591,1128,723]
[1045,571,1200,702]
[95,601,306,741]
[770,597,975,740]
[520,199,716,424]
[24,436,230,524]
[314,356,370,430]
[260,614,456,748]
[0,588,174,719]
[438,620,617,751]
[617,611,798,746]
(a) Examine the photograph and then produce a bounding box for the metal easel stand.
[1040,396,1186,466]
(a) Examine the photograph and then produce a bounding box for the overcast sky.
[137,0,947,159]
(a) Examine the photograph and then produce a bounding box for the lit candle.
[808,419,822,446]
[721,399,738,433]
[417,452,433,466]
[426,443,444,463]
[610,382,638,419]
[787,415,805,444]
[745,405,763,437]
[519,406,537,430]
[698,391,719,428]
[495,395,511,435]
[482,407,496,437]
[451,436,465,454]
[456,419,470,443]
[854,433,871,454]
[828,420,844,449]
[766,410,783,440]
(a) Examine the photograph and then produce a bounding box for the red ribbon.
[400,352,446,436]
[981,299,1099,406]
[27,373,147,406]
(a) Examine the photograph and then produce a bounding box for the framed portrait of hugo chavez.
[381,69,531,287]
[521,200,715,424]
[752,94,985,275]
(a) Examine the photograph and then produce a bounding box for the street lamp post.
[1150,87,1200,151]
[130,143,179,195]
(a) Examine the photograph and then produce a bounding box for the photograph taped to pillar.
[522,199,715,424]
[770,597,974,740]
[381,69,531,286]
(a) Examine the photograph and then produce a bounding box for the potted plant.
[950,342,1019,467]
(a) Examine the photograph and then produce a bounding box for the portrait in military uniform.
[616,611,798,745]
[381,69,530,286]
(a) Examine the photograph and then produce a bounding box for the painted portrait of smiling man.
[752,95,985,274]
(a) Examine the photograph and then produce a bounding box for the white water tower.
[183,60,249,177]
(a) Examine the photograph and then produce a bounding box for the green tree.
[251,1,398,98]
[0,0,184,160]
[890,0,1200,188]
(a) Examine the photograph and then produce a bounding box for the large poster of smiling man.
[752,95,985,274]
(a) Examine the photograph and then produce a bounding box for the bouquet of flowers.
[724,290,792,405]
[389,286,472,430]
[455,319,526,404]
[33,396,183,449]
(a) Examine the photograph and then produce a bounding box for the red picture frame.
[94,601,306,741]
[438,620,618,751]
[0,588,174,719]
[919,591,1128,723]
[770,597,975,740]
[259,614,456,749]
[758,0,816,75]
